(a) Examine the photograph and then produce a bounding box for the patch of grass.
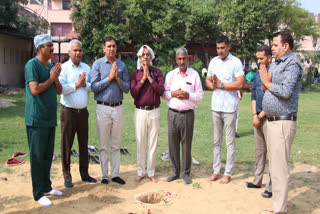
[0,167,13,174]
[192,182,201,189]
[1,90,320,174]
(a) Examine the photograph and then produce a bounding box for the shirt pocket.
[185,79,194,93]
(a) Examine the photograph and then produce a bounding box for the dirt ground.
[0,161,319,214]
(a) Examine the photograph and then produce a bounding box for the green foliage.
[122,58,137,77]
[70,0,320,64]
[299,51,320,89]
[190,59,206,88]
[71,0,130,62]
[185,0,221,66]
[220,0,283,60]
[280,0,320,45]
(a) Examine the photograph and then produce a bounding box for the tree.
[0,0,49,37]
[71,0,130,62]
[219,0,283,61]
[185,0,221,66]
[280,0,320,48]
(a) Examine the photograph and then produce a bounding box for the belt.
[97,101,122,107]
[61,105,86,113]
[136,105,159,110]
[169,108,193,114]
[267,115,297,122]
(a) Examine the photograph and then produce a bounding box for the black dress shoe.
[101,179,109,184]
[235,132,240,138]
[246,181,261,188]
[82,176,97,183]
[64,181,73,188]
[183,176,192,184]
[112,176,126,185]
[167,175,179,182]
[261,190,272,198]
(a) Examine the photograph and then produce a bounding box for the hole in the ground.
[135,191,170,205]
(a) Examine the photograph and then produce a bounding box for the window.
[10,48,14,64]
[30,0,43,4]
[16,48,19,64]
[51,23,72,37]
[63,0,71,10]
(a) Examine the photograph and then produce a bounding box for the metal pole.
[58,35,61,63]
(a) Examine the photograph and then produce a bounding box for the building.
[22,0,76,63]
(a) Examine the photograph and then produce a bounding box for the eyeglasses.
[141,53,151,57]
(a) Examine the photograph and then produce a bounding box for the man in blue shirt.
[91,36,130,185]
[246,45,272,198]
[59,39,97,188]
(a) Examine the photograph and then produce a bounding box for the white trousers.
[134,108,160,177]
[95,104,123,179]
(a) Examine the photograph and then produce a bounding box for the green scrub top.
[24,58,57,127]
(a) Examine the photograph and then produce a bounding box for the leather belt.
[267,115,297,122]
[169,108,193,114]
[136,105,159,110]
[61,105,86,113]
[97,101,122,107]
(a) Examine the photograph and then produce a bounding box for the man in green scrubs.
[25,34,63,207]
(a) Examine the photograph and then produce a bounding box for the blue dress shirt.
[90,57,130,103]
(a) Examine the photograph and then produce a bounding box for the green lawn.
[0,90,320,171]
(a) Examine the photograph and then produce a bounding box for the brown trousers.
[60,106,89,182]
[253,117,272,192]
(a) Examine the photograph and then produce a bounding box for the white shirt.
[59,59,91,109]
[163,67,203,111]
[207,53,244,112]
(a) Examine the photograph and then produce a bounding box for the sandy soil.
[0,161,319,214]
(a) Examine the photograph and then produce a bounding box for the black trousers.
[167,109,194,177]
[60,106,89,182]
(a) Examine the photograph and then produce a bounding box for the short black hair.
[257,45,272,56]
[273,31,294,50]
[104,36,116,45]
[216,35,230,44]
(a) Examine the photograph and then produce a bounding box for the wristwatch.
[257,115,262,120]
[220,83,224,89]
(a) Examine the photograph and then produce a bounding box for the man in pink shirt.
[163,47,204,184]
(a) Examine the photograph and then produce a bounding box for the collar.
[219,53,232,61]
[276,51,292,64]
[175,67,190,76]
[104,56,118,64]
[68,59,82,68]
